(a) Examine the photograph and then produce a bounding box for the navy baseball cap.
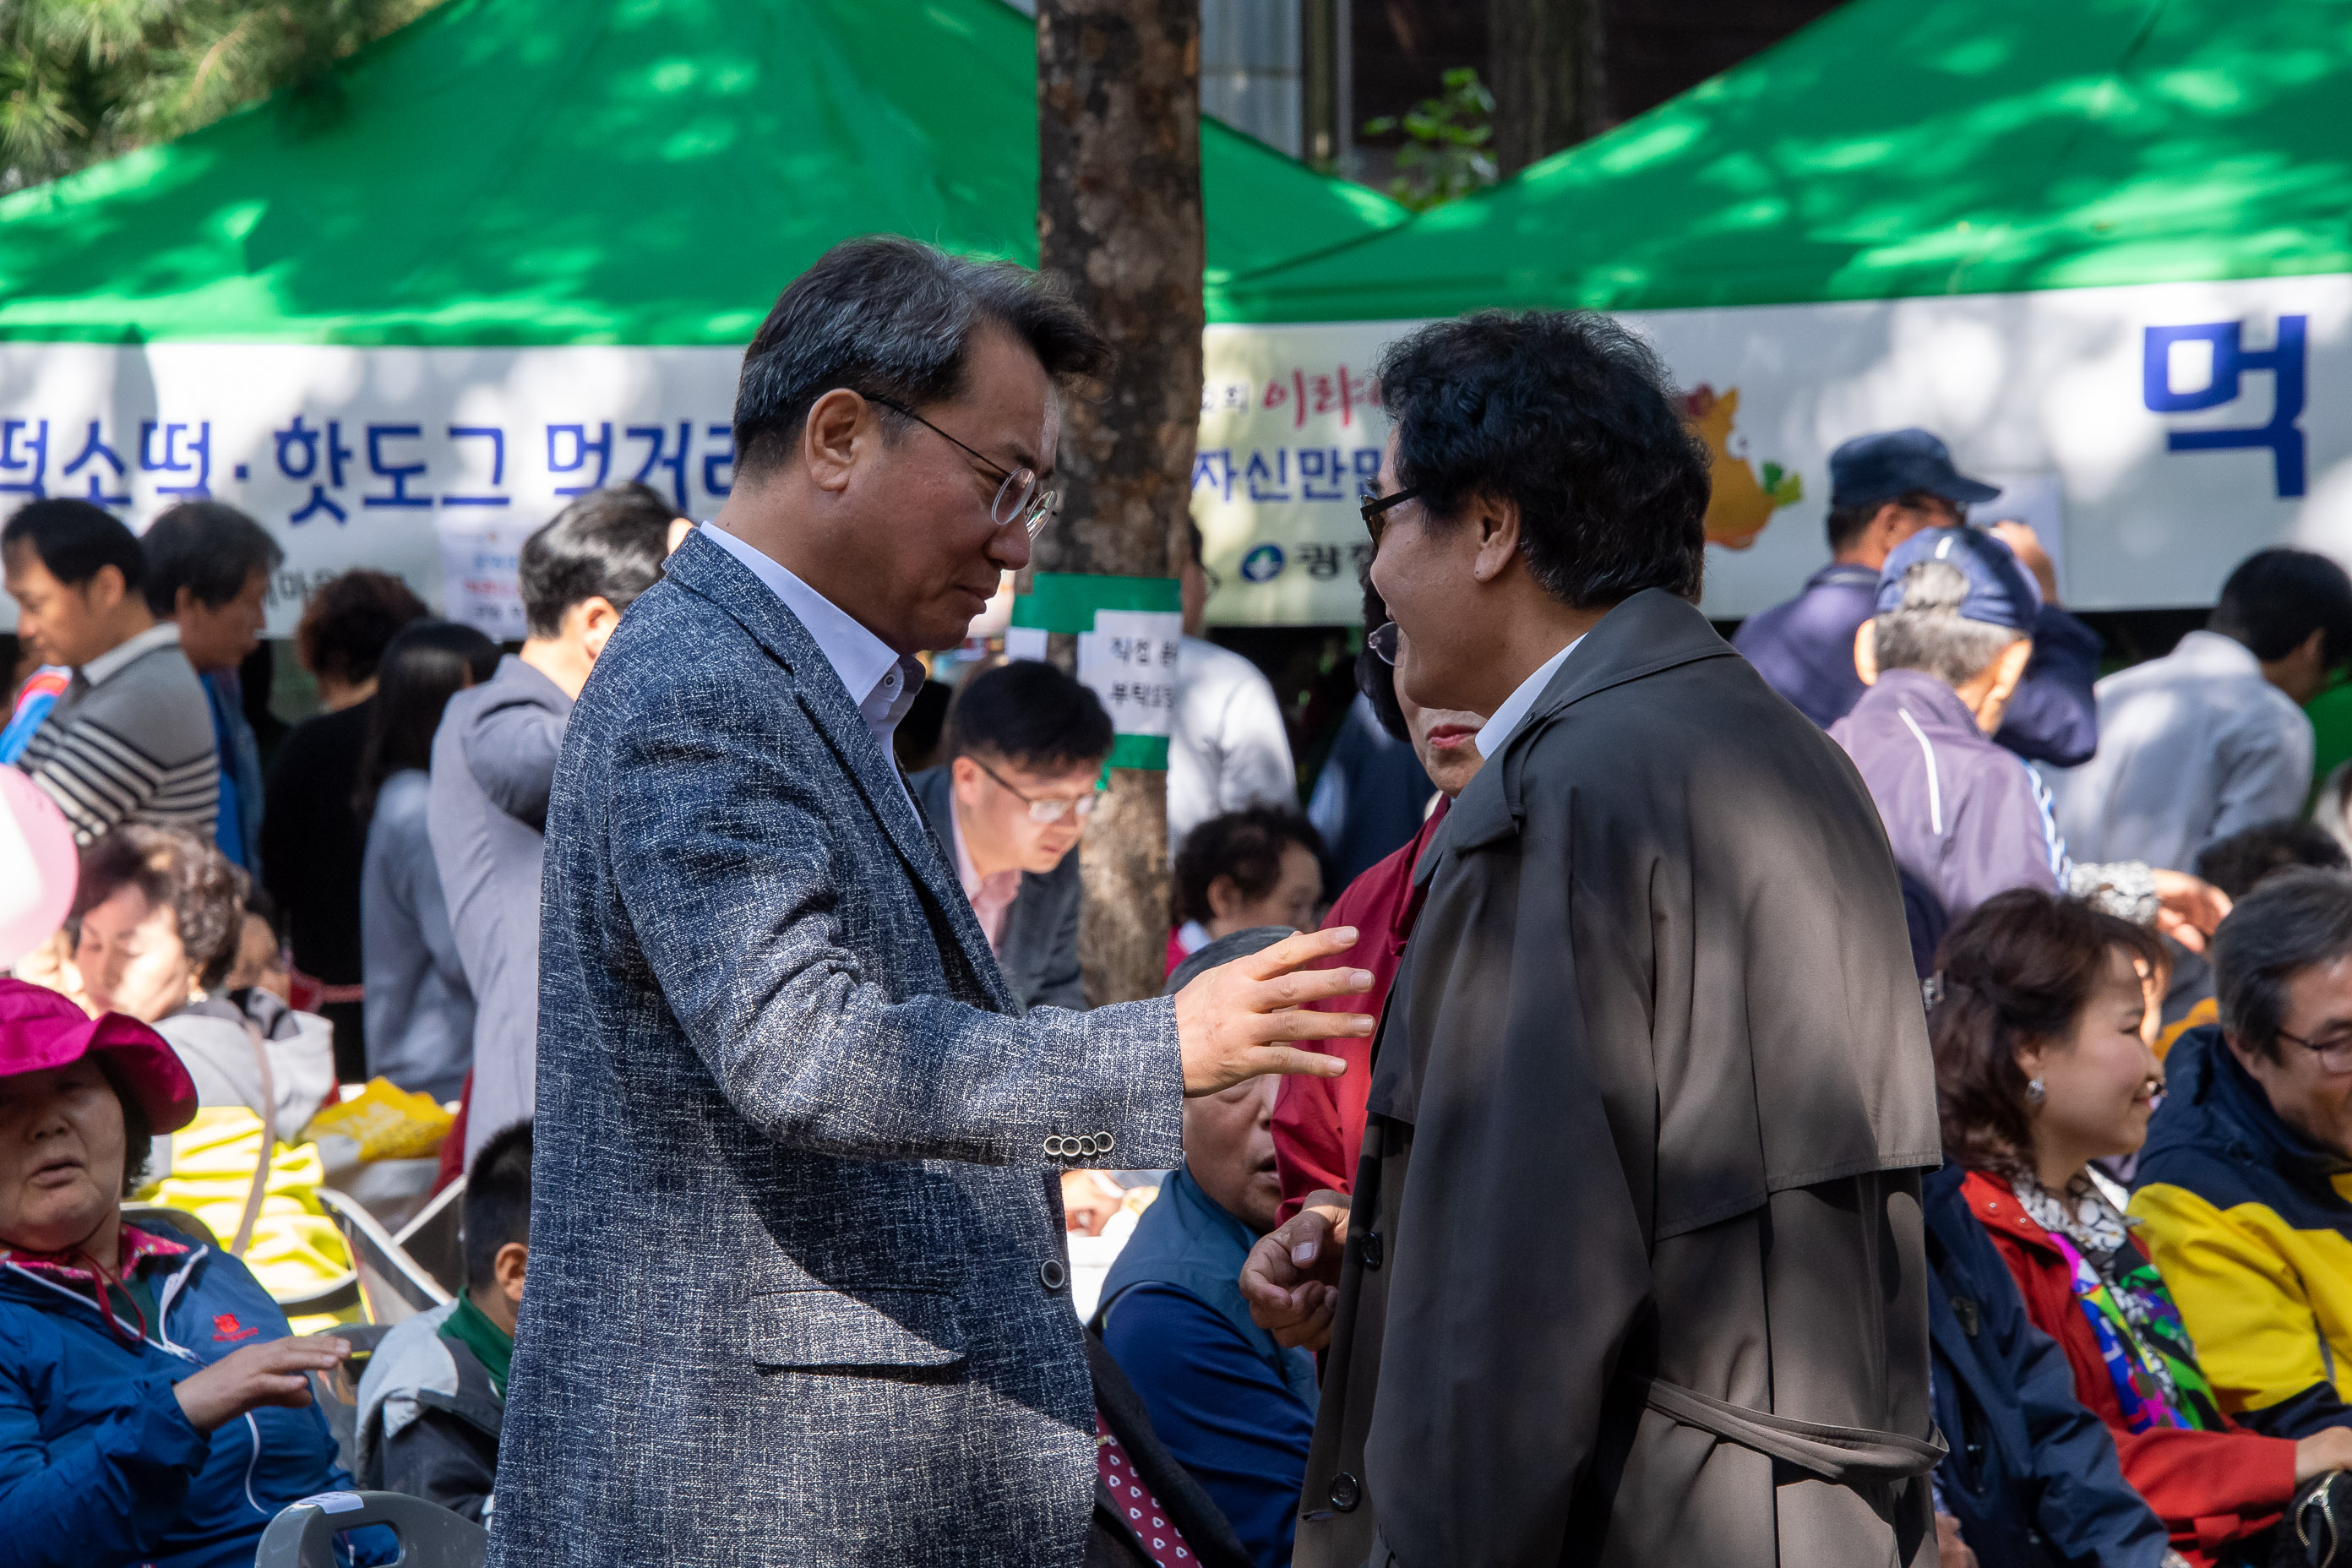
[1876,526,2041,632]
[1830,428,2002,511]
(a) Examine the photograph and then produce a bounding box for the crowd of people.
[2,233,2349,1568]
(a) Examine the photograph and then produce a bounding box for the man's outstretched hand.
[1239,1190,1351,1352]
[1172,928,1374,1097]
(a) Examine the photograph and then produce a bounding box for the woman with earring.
[1931,888,2352,1566]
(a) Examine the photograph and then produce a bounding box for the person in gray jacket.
[487,237,1373,1568]
[910,658,1110,1012]
[1832,526,2228,964]
[358,621,500,1102]
[427,484,672,1169]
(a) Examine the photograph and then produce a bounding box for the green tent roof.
[0,0,1402,345]
[1219,0,2352,323]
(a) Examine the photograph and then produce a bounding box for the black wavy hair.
[1375,310,1710,609]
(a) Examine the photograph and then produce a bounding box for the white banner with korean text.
[0,273,2344,640]
[1194,273,2352,623]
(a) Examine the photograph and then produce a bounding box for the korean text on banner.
[1009,574,1182,771]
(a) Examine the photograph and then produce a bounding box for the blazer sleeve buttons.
[1042,1133,1115,1160]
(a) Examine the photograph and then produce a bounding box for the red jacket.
[1961,1169,2296,1564]
[1271,803,1446,1224]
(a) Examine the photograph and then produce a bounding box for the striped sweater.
[17,623,218,843]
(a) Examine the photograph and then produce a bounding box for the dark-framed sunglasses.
[869,395,1059,538]
[1360,483,1422,551]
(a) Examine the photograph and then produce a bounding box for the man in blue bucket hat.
[1736,429,2103,765]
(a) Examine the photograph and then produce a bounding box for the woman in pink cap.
[0,978,389,1568]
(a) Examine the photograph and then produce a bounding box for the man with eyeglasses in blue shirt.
[911,658,1113,1012]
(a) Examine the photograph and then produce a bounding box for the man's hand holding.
[1172,928,1374,1096]
[1239,1190,1351,1352]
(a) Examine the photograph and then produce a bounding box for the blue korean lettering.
[2142,316,2307,498]
[139,421,210,498]
[1244,449,1291,503]
[627,421,691,511]
[702,423,735,501]
[547,422,614,497]
[362,424,432,509]
[0,419,49,498]
[275,415,354,525]
[1352,448,1382,489]
[1298,447,1348,502]
[1190,448,1234,503]
[444,426,511,508]
[61,422,128,507]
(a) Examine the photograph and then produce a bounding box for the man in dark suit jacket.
[911,659,1108,1012]
[490,237,1376,1568]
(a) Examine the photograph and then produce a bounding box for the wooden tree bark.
[1489,0,1609,177]
[1037,0,1204,1006]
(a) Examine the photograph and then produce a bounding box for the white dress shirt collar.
[701,523,925,759]
[1473,634,1586,761]
[80,621,183,687]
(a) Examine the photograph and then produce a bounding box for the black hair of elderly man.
[487,237,1375,1568]
[1240,310,1945,1568]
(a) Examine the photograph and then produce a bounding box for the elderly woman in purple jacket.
[0,978,384,1568]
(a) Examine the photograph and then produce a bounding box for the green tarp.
[1219,0,2352,323]
[0,0,1402,345]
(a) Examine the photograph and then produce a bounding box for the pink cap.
[0,978,197,1134]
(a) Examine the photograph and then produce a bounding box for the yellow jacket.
[2128,1028,2352,1435]
[142,1107,356,1331]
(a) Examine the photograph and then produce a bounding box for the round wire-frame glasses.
[869,395,1059,537]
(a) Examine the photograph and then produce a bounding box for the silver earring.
[2025,1078,2045,1105]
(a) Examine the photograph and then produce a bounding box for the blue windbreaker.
[0,1228,388,1568]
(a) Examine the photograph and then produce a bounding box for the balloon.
[0,770,75,970]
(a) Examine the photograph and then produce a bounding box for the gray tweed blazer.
[487,531,1185,1568]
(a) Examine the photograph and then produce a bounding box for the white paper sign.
[1075,609,1183,737]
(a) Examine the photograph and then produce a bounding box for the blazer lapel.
[663,534,1016,1012]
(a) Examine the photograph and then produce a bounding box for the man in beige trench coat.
[1244,310,1947,1568]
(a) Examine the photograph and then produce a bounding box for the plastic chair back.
[255,1489,484,1568]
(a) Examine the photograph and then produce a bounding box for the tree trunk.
[1488,0,1609,177]
[1036,0,1204,1006]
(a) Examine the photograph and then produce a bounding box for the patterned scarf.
[2012,1174,2226,1434]
[0,1223,190,1344]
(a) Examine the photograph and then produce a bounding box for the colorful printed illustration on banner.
[1681,384,1803,551]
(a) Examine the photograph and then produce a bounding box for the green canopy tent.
[0,0,1402,342]
[0,0,1402,638]
[1192,0,2352,623]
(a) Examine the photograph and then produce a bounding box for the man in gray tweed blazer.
[488,237,1375,1568]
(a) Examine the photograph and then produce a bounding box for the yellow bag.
[302,1078,455,1162]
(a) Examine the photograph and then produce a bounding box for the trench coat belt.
[1641,1377,1947,1485]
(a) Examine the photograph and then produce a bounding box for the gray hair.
[2210,867,2352,1062]
[732,237,1110,481]
[1872,559,2024,686]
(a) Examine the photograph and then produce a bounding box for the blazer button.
[1038,1259,1069,1292]
[1328,1472,1361,1512]
[1358,1231,1383,1271]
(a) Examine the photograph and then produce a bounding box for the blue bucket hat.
[1876,526,2040,632]
[1830,428,2002,512]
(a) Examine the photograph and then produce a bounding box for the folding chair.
[393,1173,467,1298]
[256,1490,484,1568]
[315,1187,453,1325]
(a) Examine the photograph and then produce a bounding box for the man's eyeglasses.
[1361,483,1422,552]
[1366,620,1400,666]
[2273,1024,2352,1074]
[972,754,1102,824]
[869,395,1059,538]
